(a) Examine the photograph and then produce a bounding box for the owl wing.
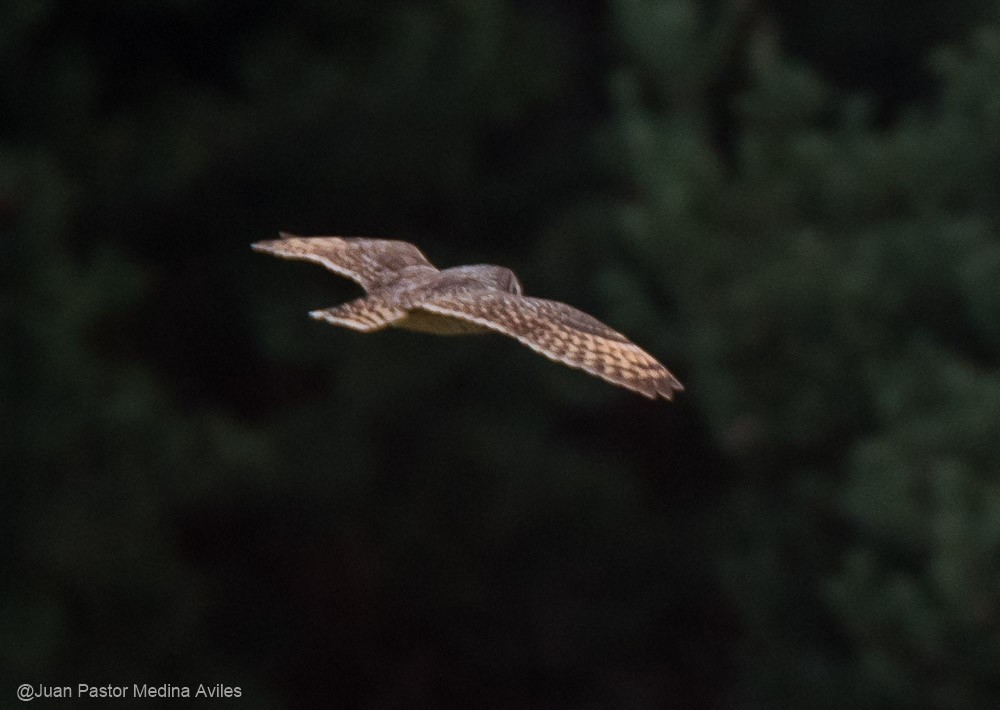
[251,233,435,292]
[414,290,683,400]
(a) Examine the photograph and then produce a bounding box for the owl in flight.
[252,234,683,400]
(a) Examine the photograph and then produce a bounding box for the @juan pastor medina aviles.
[23,684,242,699]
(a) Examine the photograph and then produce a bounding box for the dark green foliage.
[5,0,1000,707]
[611,1,1000,706]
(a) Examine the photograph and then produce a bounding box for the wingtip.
[656,374,684,401]
[253,231,306,252]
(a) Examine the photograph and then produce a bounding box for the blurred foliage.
[611,1,1000,706]
[5,0,1000,708]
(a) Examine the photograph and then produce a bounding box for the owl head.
[439,265,523,295]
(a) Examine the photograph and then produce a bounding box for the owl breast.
[393,310,491,335]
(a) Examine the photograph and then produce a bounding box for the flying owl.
[252,233,683,400]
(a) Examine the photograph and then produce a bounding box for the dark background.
[6,1,1000,707]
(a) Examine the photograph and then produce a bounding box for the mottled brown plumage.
[252,233,683,400]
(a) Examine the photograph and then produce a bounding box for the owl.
[253,233,683,400]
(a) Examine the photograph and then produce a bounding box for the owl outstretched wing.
[251,233,435,292]
[414,290,683,400]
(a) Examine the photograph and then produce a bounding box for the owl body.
[393,309,491,335]
[370,264,522,335]
[252,234,683,400]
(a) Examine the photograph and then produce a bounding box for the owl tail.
[309,297,407,332]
